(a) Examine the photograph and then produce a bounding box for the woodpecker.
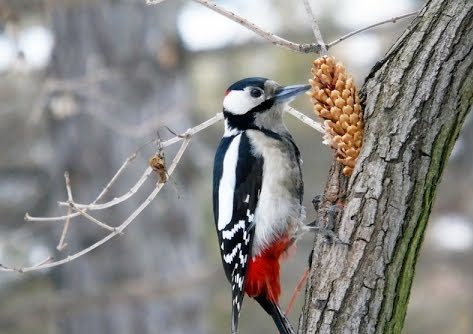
[213,77,310,334]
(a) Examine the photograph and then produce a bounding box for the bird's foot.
[306,202,348,245]
[306,222,342,244]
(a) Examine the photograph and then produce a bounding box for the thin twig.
[56,207,70,251]
[56,173,74,250]
[55,173,74,250]
[286,107,324,134]
[302,0,328,55]
[145,0,168,4]
[64,172,73,202]
[26,142,144,222]
[68,203,117,232]
[31,256,53,268]
[93,151,141,203]
[326,11,419,49]
[161,112,224,148]
[1,138,191,273]
[59,167,153,210]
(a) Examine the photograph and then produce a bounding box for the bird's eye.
[250,88,262,98]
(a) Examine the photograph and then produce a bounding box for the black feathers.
[226,77,267,92]
[213,132,263,334]
[255,296,295,334]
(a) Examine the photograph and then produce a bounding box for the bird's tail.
[255,296,296,334]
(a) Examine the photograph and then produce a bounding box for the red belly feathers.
[244,235,292,302]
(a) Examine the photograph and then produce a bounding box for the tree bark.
[298,0,473,333]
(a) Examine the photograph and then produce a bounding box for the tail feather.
[255,296,295,334]
[231,293,244,334]
[231,305,240,334]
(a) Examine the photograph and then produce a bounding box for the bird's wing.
[213,132,263,334]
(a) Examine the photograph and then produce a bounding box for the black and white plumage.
[213,78,309,334]
[213,132,262,332]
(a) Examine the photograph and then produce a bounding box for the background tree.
[0,0,208,333]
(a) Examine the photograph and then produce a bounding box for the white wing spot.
[223,243,242,264]
[246,209,254,223]
[222,220,245,240]
[233,296,241,311]
[239,252,247,265]
[243,230,251,245]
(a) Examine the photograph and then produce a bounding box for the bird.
[212,77,310,334]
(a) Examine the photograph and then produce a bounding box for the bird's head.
[222,77,310,134]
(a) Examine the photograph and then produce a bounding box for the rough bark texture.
[298,0,473,333]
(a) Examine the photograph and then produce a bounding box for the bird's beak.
[273,84,311,103]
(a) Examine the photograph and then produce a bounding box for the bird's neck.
[223,107,288,137]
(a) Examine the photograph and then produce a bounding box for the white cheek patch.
[223,90,258,115]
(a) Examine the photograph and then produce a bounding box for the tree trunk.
[298,0,473,333]
[45,1,207,333]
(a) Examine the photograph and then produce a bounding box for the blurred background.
[0,0,471,333]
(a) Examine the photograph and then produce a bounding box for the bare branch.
[31,256,53,268]
[56,172,74,250]
[58,167,154,211]
[161,112,224,148]
[1,138,191,273]
[302,0,328,55]
[93,150,141,203]
[26,141,144,222]
[326,11,419,49]
[68,203,117,232]
[64,172,73,202]
[145,0,168,4]
[56,207,70,251]
[286,107,324,134]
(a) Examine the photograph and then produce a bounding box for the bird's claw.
[307,202,348,246]
[306,223,344,244]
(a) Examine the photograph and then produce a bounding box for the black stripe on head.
[224,97,276,131]
[248,97,275,113]
[227,77,267,91]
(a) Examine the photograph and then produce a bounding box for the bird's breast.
[245,130,304,256]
